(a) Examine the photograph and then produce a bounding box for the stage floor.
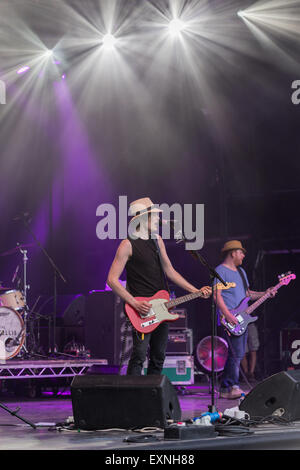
[0,383,300,452]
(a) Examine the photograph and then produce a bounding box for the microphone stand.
[18,215,67,356]
[0,402,36,429]
[176,234,227,413]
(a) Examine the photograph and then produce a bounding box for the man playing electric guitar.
[214,240,276,399]
[107,197,211,376]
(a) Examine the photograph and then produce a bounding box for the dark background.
[0,0,299,376]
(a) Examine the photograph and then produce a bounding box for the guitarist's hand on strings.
[133,300,152,317]
[224,312,239,326]
[266,287,277,297]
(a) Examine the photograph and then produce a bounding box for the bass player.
[214,240,276,399]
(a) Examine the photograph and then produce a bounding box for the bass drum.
[0,307,25,359]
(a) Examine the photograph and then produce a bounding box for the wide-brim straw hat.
[129,197,162,222]
[221,240,246,254]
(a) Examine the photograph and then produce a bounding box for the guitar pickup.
[141,318,159,328]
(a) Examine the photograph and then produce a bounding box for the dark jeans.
[220,329,248,391]
[127,323,169,376]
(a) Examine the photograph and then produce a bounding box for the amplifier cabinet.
[85,290,132,364]
[166,329,193,355]
[170,309,188,329]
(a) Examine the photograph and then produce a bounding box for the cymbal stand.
[18,244,29,307]
[20,218,67,356]
[19,245,30,353]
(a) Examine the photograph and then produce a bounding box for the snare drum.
[0,289,25,311]
[0,306,25,359]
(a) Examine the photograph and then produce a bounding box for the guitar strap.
[237,267,249,295]
[153,237,170,294]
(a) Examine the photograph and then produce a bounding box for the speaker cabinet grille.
[240,370,300,421]
[71,374,181,430]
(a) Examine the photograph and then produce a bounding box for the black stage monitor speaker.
[71,374,182,430]
[239,370,300,421]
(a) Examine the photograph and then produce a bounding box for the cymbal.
[0,243,34,256]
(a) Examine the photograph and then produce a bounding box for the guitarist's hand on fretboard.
[199,286,212,299]
[266,287,277,297]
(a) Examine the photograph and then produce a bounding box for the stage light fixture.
[168,18,186,36]
[237,10,245,18]
[102,33,117,49]
[44,49,54,57]
[17,66,30,75]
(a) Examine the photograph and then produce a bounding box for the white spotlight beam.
[102,33,117,49]
[168,18,186,36]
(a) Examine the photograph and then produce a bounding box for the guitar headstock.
[278,272,296,286]
[215,282,236,290]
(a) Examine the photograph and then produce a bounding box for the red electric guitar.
[125,282,236,334]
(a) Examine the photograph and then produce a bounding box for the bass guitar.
[125,282,236,334]
[221,272,296,336]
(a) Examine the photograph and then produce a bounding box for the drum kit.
[0,243,35,360]
[0,208,69,363]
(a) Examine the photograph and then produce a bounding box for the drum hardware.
[11,264,19,284]
[0,242,40,359]
[0,306,26,360]
[15,243,31,356]
[0,290,26,311]
[19,244,31,308]
[0,242,31,355]
[21,247,30,354]
[14,214,67,357]
[0,243,34,257]
[0,241,37,424]
[20,297,49,360]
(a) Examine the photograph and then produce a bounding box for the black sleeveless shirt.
[125,237,166,297]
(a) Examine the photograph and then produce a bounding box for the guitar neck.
[166,291,203,309]
[246,282,281,314]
